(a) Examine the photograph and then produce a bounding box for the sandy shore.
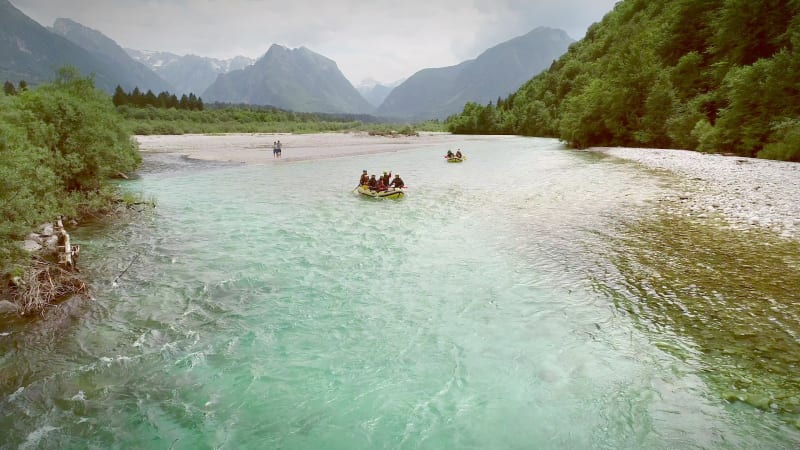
[135,132,468,165]
[592,147,800,239]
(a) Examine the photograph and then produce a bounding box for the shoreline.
[590,147,800,240]
[134,133,800,240]
[134,131,473,165]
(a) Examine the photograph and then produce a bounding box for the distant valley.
[378,27,574,120]
[125,49,254,97]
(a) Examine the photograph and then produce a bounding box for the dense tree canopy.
[0,68,140,270]
[112,85,204,110]
[446,0,800,161]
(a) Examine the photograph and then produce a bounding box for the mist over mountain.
[50,18,173,93]
[0,0,142,91]
[126,49,254,96]
[356,78,403,108]
[203,44,375,114]
[378,27,574,120]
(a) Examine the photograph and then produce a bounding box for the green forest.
[446,0,800,162]
[0,68,140,272]
[119,105,443,135]
[112,86,204,111]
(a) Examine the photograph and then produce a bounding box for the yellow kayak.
[446,156,465,163]
[356,185,405,199]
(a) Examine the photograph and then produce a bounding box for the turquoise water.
[2,136,799,449]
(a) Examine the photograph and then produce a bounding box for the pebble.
[592,147,800,240]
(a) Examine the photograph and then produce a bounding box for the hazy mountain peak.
[52,18,123,60]
[378,26,574,120]
[203,45,374,114]
[126,48,254,95]
[0,2,170,92]
[49,17,173,93]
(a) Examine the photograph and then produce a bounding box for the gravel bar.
[591,147,800,240]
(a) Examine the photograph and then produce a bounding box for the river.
[1,135,799,449]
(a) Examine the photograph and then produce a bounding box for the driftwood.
[55,216,80,269]
[10,257,86,316]
[7,217,85,316]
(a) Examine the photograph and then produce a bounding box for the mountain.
[378,27,574,120]
[126,49,254,96]
[50,18,173,93]
[0,0,136,91]
[356,78,403,108]
[203,44,375,114]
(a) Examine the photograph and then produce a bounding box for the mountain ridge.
[50,18,173,93]
[203,44,375,114]
[378,26,574,120]
[0,0,139,91]
[126,48,254,96]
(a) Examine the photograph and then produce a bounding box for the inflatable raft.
[356,185,405,199]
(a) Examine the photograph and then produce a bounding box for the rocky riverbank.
[591,147,800,240]
[2,218,84,316]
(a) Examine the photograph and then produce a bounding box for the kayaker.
[368,174,378,190]
[446,149,454,158]
[390,174,404,189]
[359,170,369,186]
[455,149,462,158]
[381,171,391,186]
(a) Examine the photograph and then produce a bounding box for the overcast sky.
[13,0,619,86]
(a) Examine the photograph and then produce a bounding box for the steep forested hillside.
[447,0,800,161]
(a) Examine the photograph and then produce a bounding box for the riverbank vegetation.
[446,0,800,162]
[119,104,445,135]
[0,68,140,306]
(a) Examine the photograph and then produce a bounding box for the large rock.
[22,240,42,252]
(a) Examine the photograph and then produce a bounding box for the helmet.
[362,170,367,173]
[383,171,387,174]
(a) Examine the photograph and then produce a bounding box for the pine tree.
[112,85,127,106]
[131,87,143,106]
[3,80,16,96]
[188,93,198,110]
[144,89,157,107]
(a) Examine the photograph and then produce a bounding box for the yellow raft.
[356,185,405,199]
